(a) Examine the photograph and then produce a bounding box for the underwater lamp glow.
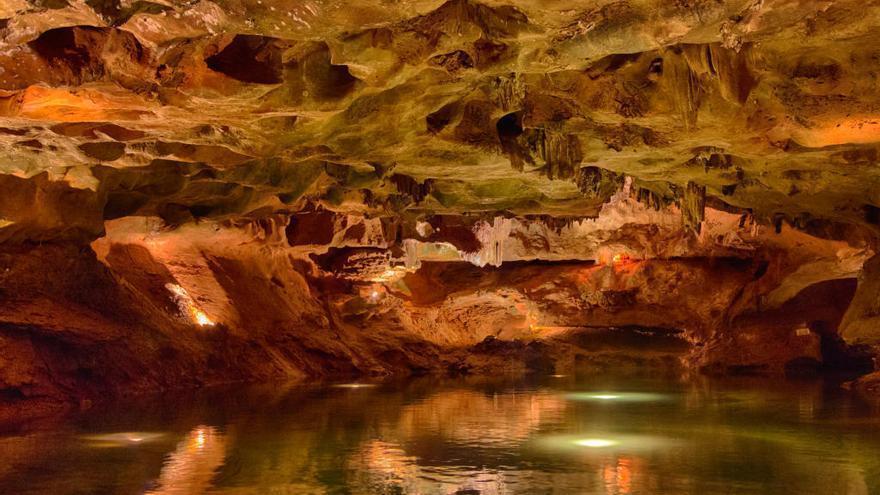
[565,392,668,402]
[573,438,618,448]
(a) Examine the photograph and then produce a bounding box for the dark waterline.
[1,374,880,494]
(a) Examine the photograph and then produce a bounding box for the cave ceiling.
[4,0,880,403]
[0,0,878,245]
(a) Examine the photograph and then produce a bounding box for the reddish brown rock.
[0,0,878,405]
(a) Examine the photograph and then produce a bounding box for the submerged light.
[82,432,166,447]
[536,433,674,454]
[574,438,618,448]
[565,392,669,402]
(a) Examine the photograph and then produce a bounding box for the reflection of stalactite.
[345,391,567,494]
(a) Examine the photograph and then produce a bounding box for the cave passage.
[2,0,880,493]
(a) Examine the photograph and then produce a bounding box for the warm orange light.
[21,87,97,116]
[612,253,631,265]
[370,266,409,283]
[193,309,214,327]
[603,457,634,494]
[146,426,226,495]
[165,283,215,327]
[514,301,540,331]
[194,428,206,449]
[18,86,137,122]
[791,117,880,147]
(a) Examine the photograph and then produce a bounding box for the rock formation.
[0,0,879,410]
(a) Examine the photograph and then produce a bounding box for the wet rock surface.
[0,0,878,407]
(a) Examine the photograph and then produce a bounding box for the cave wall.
[841,254,880,349]
[0,0,879,406]
[0,204,873,410]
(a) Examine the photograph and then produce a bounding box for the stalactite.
[389,174,434,204]
[683,181,706,233]
[491,73,525,112]
[537,128,583,180]
[575,166,624,201]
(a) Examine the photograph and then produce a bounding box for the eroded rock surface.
[0,0,879,407]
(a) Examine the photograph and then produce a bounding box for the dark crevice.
[0,387,26,402]
[427,102,459,134]
[496,111,533,172]
[206,35,283,84]
[30,26,99,75]
[705,44,716,75]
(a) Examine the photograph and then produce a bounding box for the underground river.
[1,374,879,494]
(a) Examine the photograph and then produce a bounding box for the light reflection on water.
[565,391,670,402]
[146,426,225,495]
[81,431,166,447]
[1,375,880,494]
[535,433,674,452]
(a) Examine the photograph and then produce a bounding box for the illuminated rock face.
[0,0,878,404]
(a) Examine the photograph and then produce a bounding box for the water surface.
[2,374,879,494]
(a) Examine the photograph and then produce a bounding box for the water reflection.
[146,426,226,495]
[332,383,378,389]
[565,391,670,402]
[82,431,166,447]
[535,433,676,454]
[394,388,566,445]
[575,438,618,447]
[0,376,879,494]
[601,457,638,494]
[350,440,419,490]
[348,440,513,494]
